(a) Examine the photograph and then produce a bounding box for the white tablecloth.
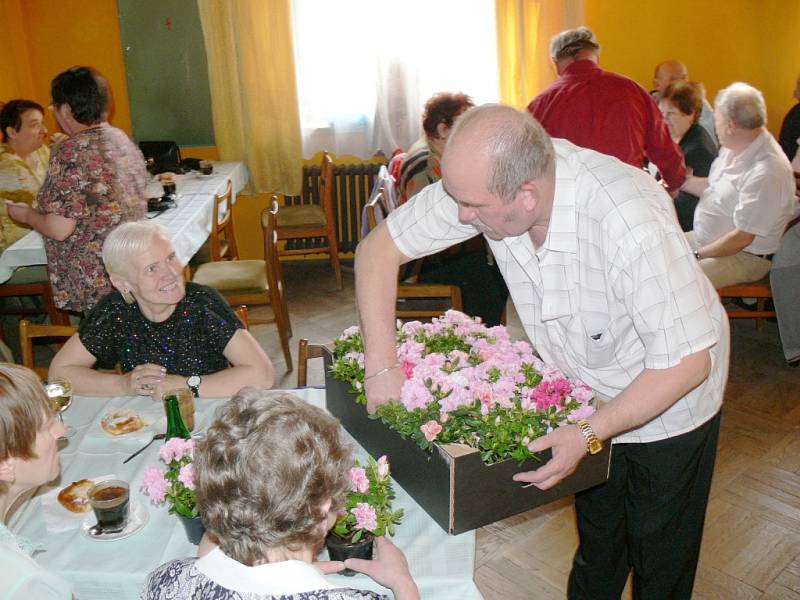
[9,388,482,600]
[0,161,248,283]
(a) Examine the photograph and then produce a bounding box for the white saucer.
[80,499,149,541]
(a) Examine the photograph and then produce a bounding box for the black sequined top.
[79,283,242,376]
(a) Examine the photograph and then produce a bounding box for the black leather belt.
[745,251,774,261]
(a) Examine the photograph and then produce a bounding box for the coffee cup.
[199,160,213,176]
[89,480,130,533]
[159,172,177,196]
[162,388,194,431]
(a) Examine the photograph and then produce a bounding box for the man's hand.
[512,424,587,490]
[6,201,34,225]
[364,365,405,414]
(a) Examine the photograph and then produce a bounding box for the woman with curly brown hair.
[143,389,419,600]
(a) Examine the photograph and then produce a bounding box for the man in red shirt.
[528,27,686,193]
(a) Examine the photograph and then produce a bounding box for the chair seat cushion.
[277,204,327,228]
[7,265,49,285]
[192,260,267,294]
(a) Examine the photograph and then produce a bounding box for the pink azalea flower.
[377,455,390,479]
[178,463,195,490]
[402,360,415,379]
[160,437,194,464]
[568,404,595,421]
[351,502,378,531]
[341,325,360,338]
[420,420,443,442]
[573,385,594,403]
[400,379,434,410]
[349,467,369,493]
[140,467,168,503]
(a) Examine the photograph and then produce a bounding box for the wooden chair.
[188,181,238,272]
[717,277,774,330]
[192,203,293,371]
[297,338,326,387]
[365,188,463,319]
[19,319,77,379]
[0,266,69,328]
[233,305,249,329]
[716,216,800,329]
[274,151,343,290]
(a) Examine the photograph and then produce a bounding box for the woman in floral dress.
[7,66,147,314]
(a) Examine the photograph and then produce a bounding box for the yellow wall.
[0,0,132,134]
[585,0,800,136]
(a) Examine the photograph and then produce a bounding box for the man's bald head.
[653,60,689,94]
[444,104,555,203]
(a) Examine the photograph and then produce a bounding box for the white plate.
[80,499,149,542]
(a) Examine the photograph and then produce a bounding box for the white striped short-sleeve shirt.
[387,140,729,444]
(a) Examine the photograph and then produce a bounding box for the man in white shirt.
[683,82,795,288]
[355,104,729,599]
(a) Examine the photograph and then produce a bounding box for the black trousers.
[568,412,721,600]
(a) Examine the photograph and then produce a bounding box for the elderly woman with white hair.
[682,81,795,288]
[143,389,420,600]
[49,221,274,398]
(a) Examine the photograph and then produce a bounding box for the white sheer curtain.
[292,0,498,159]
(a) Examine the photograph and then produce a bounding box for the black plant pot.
[178,513,205,545]
[325,533,374,576]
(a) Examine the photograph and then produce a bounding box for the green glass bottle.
[165,393,191,440]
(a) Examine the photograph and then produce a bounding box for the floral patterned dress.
[37,123,147,312]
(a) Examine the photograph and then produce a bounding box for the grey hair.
[102,221,170,278]
[714,82,766,129]
[195,389,352,566]
[447,104,555,203]
[550,26,600,61]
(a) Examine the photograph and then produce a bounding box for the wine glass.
[45,376,75,438]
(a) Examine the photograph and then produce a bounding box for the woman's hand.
[344,537,420,600]
[124,364,167,396]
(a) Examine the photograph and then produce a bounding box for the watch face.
[187,375,201,387]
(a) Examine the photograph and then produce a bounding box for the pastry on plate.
[101,409,145,436]
[58,479,95,513]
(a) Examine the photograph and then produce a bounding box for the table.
[0,161,249,283]
[9,389,483,600]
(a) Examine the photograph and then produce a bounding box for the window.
[292,0,499,158]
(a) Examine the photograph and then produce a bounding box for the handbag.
[139,141,182,174]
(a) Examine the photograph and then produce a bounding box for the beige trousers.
[685,231,772,289]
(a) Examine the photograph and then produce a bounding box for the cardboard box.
[324,349,612,535]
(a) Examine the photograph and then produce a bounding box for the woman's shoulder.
[0,536,72,599]
[184,282,229,307]
[144,557,203,599]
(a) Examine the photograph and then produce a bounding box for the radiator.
[284,161,385,254]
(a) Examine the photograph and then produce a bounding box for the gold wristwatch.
[577,420,603,455]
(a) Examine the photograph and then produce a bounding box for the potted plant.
[140,437,203,544]
[326,454,404,575]
[330,310,596,465]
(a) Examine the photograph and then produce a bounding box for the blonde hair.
[102,221,170,279]
[0,363,52,493]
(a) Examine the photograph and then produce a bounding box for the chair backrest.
[319,151,335,216]
[263,199,292,346]
[19,319,78,378]
[210,181,239,261]
[365,186,389,232]
[297,338,326,387]
[233,305,250,329]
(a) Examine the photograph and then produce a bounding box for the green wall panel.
[118,0,214,146]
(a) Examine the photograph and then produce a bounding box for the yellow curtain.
[495,0,584,108]
[197,0,302,194]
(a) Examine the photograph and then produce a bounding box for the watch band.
[577,420,603,455]
[186,375,201,399]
